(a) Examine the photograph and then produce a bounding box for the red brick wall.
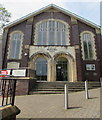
[16,80,29,95]
[2,10,102,81]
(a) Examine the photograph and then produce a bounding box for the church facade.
[2,4,102,83]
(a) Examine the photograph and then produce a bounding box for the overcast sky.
[1,0,101,26]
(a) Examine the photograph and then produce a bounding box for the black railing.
[0,78,17,106]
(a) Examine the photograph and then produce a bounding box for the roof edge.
[4,4,101,29]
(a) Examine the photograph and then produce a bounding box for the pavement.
[15,88,101,119]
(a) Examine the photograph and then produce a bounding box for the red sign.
[0,70,9,77]
[0,75,5,77]
[1,70,8,75]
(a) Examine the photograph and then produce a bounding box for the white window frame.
[34,19,70,46]
[7,31,24,59]
[80,31,97,60]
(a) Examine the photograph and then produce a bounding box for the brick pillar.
[71,17,82,81]
[20,18,33,67]
[100,1,102,77]
[75,46,82,81]
[71,17,80,45]
[2,29,8,69]
[100,35,102,77]
[95,28,102,77]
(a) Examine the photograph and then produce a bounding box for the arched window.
[80,31,96,60]
[34,19,70,45]
[9,31,23,59]
[35,57,47,81]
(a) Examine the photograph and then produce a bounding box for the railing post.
[64,84,68,109]
[11,79,17,106]
[85,80,89,99]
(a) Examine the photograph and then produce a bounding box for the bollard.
[85,80,89,99]
[100,78,102,87]
[64,84,68,109]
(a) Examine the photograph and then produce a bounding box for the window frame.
[34,19,70,46]
[35,57,48,76]
[8,31,24,59]
[80,31,97,60]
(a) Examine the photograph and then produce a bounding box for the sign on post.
[12,69,26,77]
[0,69,26,77]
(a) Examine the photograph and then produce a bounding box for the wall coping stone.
[0,105,20,120]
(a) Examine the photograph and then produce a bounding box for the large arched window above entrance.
[8,31,23,59]
[34,19,70,46]
[35,57,47,81]
[80,31,97,60]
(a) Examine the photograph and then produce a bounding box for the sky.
[1,0,101,26]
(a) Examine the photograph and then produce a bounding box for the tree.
[0,4,11,35]
[0,5,11,68]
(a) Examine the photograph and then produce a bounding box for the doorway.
[56,57,68,81]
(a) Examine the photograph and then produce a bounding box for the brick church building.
[2,4,102,86]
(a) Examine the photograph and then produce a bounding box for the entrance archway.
[35,57,47,81]
[56,57,68,81]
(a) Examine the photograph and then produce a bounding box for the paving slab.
[15,88,100,119]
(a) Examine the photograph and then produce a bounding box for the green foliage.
[0,4,11,34]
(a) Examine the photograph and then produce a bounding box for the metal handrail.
[0,78,17,106]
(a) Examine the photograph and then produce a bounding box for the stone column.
[68,57,77,82]
[51,60,56,82]
[47,59,52,82]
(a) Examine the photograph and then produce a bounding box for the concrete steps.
[29,81,101,94]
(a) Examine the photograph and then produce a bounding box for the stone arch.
[29,52,52,81]
[53,51,74,61]
[52,52,77,82]
[30,51,52,61]
[29,51,52,69]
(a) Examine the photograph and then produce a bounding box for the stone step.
[30,81,101,95]
[35,82,100,85]
[30,88,99,95]
[34,85,100,89]
[33,88,84,91]
[30,90,79,94]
